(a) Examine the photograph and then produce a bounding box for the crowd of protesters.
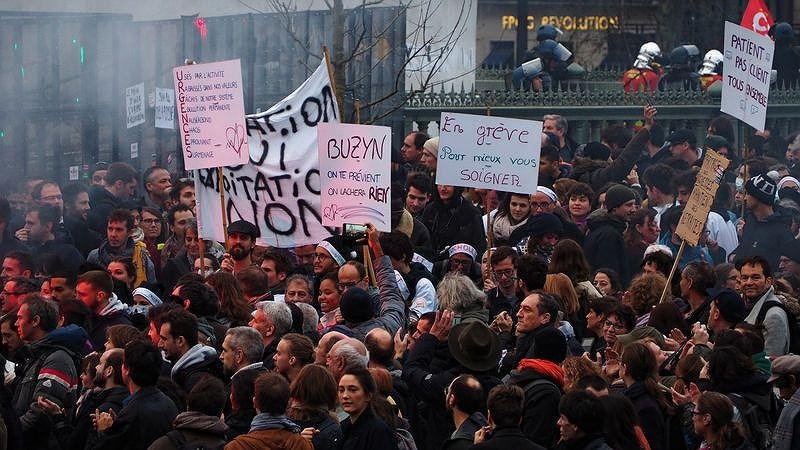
[0,105,799,450]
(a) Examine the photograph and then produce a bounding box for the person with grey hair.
[221,326,266,378]
[293,302,320,342]
[436,273,489,324]
[249,300,292,370]
[543,114,577,161]
[327,338,368,381]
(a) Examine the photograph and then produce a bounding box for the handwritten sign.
[173,59,248,170]
[125,83,145,128]
[194,59,339,247]
[317,123,391,231]
[721,21,774,131]
[675,149,731,246]
[130,142,139,159]
[436,112,542,193]
[155,88,175,129]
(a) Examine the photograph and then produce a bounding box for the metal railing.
[404,87,800,150]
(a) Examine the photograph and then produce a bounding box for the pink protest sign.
[173,59,248,170]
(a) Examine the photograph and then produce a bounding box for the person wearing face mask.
[193,252,219,277]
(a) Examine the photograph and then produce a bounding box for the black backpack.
[755,299,800,354]
[726,392,779,450]
[165,430,225,450]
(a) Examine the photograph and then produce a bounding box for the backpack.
[165,430,225,450]
[755,299,800,354]
[726,392,777,450]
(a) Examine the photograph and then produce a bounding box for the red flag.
[741,0,774,36]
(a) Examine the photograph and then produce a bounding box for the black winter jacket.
[87,385,178,450]
[735,208,796,272]
[570,128,650,191]
[583,209,631,286]
[87,185,122,234]
[422,193,486,259]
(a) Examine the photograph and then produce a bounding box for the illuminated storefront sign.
[501,15,620,31]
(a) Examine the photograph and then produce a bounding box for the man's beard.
[230,245,250,261]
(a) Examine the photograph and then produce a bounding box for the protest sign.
[194,59,339,247]
[436,112,542,194]
[155,88,175,129]
[675,149,730,246]
[173,59,248,170]
[130,142,139,159]
[721,21,775,131]
[317,123,391,231]
[125,83,145,128]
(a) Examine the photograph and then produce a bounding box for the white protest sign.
[125,83,145,128]
[155,88,175,129]
[436,112,542,193]
[194,59,339,247]
[69,166,79,181]
[721,21,774,131]
[317,123,391,231]
[130,142,138,159]
[174,59,248,170]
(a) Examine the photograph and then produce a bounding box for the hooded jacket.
[583,209,631,285]
[570,128,650,191]
[148,410,228,450]
[88,295,132,351]
[421,190,486,260]
[735,208,796,272]
[170,344,223,393]
[13,324,86,448]
[506,359,564,448]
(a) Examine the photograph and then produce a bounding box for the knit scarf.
[517,358,565,387]
[491,214,529,242]
[249,412,301,433]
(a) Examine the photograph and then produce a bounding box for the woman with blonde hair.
[544,273,585,355]
[624,272,668,327]
[561,356,604,392]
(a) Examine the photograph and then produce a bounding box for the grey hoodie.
[171,343,217,378]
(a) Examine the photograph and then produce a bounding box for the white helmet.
[698,49,723,75]
[633,42,662,69]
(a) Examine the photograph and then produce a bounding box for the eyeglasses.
[603,320,626,330]
[141,219,160,225]
[493,269,516,279]
[337,281,359,291]
[532,201,553,210]
[39,195,62,202]
[450,258,472,267]
[314,253,331,261]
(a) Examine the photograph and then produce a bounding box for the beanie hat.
[423,137,439,158]
[711,288,746,324]
[583,142,611,161]
[510,212,563,244]
[530,326,568,364]
[745,174,776,205]
[605,184,637,211]
[317,235,353,266]
[339,287,374,324]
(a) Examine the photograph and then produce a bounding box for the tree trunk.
[331,0,346,115]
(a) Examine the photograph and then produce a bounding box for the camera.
[343,223,367,245]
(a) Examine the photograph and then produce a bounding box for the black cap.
[666,129,697,147]
[711,289,746,324]
[227,220,260,238]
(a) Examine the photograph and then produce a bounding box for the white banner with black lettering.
[194,60,339,247]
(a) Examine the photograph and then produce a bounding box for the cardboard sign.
[721,21,774,131]
[173,59,248,170]
[436,112,542,194]
[125,83,145,128]
[155,88,175,129]
[675,149,731,246]
[194,59,339,247]
[317,123,392,231]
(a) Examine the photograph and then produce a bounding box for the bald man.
[365,328,394,369]
[326,337,368,381]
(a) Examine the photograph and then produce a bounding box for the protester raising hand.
[429,309,454,342]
